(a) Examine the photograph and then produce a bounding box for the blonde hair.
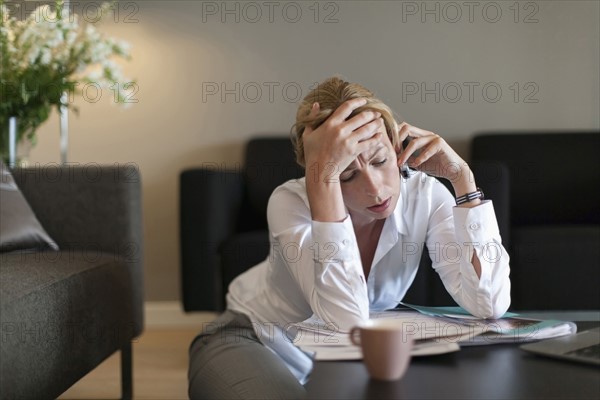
[291,76,400,167]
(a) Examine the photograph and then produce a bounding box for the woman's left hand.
[394,122,470,185]
[394,123,480,202]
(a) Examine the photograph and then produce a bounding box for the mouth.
[367,197,392,213]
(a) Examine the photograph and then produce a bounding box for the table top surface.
[305,320,600,399]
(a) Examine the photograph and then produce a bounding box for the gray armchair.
[0,164,144,399]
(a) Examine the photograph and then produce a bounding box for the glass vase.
[2,117,33,168]
[8,117,17,167]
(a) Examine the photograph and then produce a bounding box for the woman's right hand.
[302,98,385,183]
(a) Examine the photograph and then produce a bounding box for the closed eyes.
[340,159,388,183]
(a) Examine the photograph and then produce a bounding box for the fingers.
[353,116,385,143]
[344,109,382,134]
[355,131,384,156]
[409,136,442,166]
[326,98,384,144]
[303,102,320,135]
[309,102,320,118]
[308,98,380,138]
[394,123,410,161]
[397,122,410,142]
[396,124,439,167]
[396,123,414,166]
[397,136,431,166]
[397,122,426,144]
[304,98,388,170]
[328,97,368,124]
[329,98,382,135]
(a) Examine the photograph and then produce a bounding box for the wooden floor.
[58,328,203,400]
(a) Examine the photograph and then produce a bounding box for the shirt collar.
[390,188,407,237]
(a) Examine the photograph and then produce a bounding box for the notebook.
[520,327,600,366]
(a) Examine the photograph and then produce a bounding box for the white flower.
[1,0,134,120]
[65,29,77,46]
[84,24,100,42]
[114,39,131,57]
[85,67,103,82]
[1,4,10,24]
[40,48,52,65]
[32,5,57,24]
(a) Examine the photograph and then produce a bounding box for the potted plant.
[0,0,134,164]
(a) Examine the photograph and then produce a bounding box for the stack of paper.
[398,303,578,346]
[292,304,577,361]
[294,310,480,360]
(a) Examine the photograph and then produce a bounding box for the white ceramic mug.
[350,319,414,381]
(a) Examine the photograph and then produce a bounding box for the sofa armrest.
[12,164,142,254]
[180,168,244,311]
[12,164,144,332]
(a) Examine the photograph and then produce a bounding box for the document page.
[293,306,578,360]
[293,310,481,360]
[398,303,578,345]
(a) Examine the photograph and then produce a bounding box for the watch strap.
[455,187,484,205]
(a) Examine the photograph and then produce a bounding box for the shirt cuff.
[452,200,500,244]
[311,216,359,263]
[453,200,503,292]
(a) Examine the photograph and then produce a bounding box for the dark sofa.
[471,132,600,310]
[0,165,144,399]
[182,133,600,313]
[180,138,304,311]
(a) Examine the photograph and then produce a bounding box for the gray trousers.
[188,310,307,400]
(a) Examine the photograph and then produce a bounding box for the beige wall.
[26,1,599,302]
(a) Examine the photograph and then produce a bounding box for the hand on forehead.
[345,139,392,172]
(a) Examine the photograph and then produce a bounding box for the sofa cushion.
[0,162,58,253]
[0,251,136,399]
[244,138,304,225]
[510,225,600,310]
[471,132,600,226]
[219,230,270,293]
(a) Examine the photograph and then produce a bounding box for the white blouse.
[226,172,511,383]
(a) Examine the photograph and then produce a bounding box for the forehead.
[361,133,393,158]
[363,144,386,159]
[344,143,389,171]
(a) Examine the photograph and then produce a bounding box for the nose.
[363,170,380,198]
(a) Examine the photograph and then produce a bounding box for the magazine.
[292,304,577,360]
[398,303,578,346]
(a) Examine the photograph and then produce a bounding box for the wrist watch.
[455,188,484,205]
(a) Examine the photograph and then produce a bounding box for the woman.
[188,77,511,399]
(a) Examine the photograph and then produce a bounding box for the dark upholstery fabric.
[180,138,303,311]
[0,161,58,252]
[472,132,600,226]
[403,249,457,306]
[0,252,135,399]
[10,164,144,333]
[511,226,600,309]
[244,138,304,225]
[219,230,270,297]
[180,169,244,311]
[472,132,600,310]
[471,161,510,247]
[0,165,144,399]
